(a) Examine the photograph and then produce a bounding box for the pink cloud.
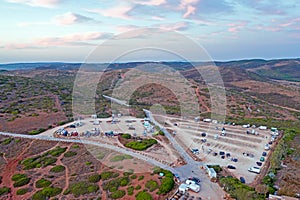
[156,22,189,31]
[227,21,248,33]
[88,4,133,20]
[4,32,112,49]
[54,12,97,25]
[179,0,200,18]
[7,0,60,8]
[132,0,166,6]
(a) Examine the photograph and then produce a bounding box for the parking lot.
[163,116,274,183]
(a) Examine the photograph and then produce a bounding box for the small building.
[91,114,97,119]
[203,118,212,123]
[178,183,189,194]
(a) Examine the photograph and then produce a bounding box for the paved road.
[103,95,130,107]
[0,131,175,174]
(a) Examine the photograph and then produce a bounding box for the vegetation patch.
[0,187,10,196]
[127,186,134,195]
[50,165,65,173]
[12,174,31,188]
[88,174,101,183]
[125,139,157,151]
[110,154,133,162]
[100,171,119,180]
[36,178,52,188]
[64,151,77,157]
[1,137,13,145]
[220,176,264,200]
[103,177,130,192]
[67,181,99,197]
[136,191,153,200]
[145,180,159,192]
[16,188,29,195]
[110,190,125,199]
[46,146,67,157]
[32,187,62,200]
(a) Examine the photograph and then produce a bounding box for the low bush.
[127,186,134,195]
[145,180,158,192]
[36,178,51,188]
[138,175,144,181]
[157,177,174,194]
[125,139,157,151]
[12,174,31,188]
[68,181,99,197]
[121,134,131,139]
[110,190,125,199]
[100,171,119,180]
[136,191,153,200]
[50,165,65,173]
[88,174,101,183]
[32,187,62,200]
[0,187,10,196]
[47,147,67,157]
[64,151,77,157]
[220,176,265,200]
[16,188,29,195]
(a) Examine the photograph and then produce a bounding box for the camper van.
[248,166,261,174]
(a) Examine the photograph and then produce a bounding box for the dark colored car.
[190,177,200,183]
[231,158,238,162]
[256,162,262,166]
[262,152,267,156]
[240,177,246,183]
[219,151,225,155]
[226,153,231,157]
[201,132,206,137]
[227,165,236,169]
[221,155,225,159]
[213,152,218,156]
[69,124,76,128]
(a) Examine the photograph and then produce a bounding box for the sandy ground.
[163,115,274,183]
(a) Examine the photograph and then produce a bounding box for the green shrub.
[47,147,67,157]
[122,134,131,139]
[125,139,157,151]
[32,187,62,200]
[36,178,51,188]
[145,180,158,192]
[88,174,101,183]
[72,145,79,149]
[158,177,174,194]
[135,185,141,190]
[127,186,134,195]
[220,176,265,200]
[100,171,119,180]
[110,154,133,162]
[138,175,144,181]
[2,138,13,145]
[12,174,27,181]
[0,187,10,196]
[64,151,77,157]
[130,174,137,179]
[16,188,29,195]
[50,165,65,173]
[136,191,153,200]
[110,190,125,199]
[12,174,31,188]
[85,161,92,166]
[68,181,99,197]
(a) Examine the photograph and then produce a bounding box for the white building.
[208,168,217,178]
[178,183,189,194]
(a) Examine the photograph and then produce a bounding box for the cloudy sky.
[0,0,299,63]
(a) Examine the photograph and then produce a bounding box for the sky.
[0,0,299,63]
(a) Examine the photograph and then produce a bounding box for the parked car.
[227,165,236,169]
[219,151,225,155]
[189,177,201,184]
[239,177,246,183]
[264,144,270,150]
[221,155,225,159]
[226,153,231,157]
[213,152,218,156]
[262,152,267,156]
[231,158,238,162]
[256,162,262,166]
[260,157,265,162]
[201,132,206,137]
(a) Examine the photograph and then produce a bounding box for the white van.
[248,167,261,174]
